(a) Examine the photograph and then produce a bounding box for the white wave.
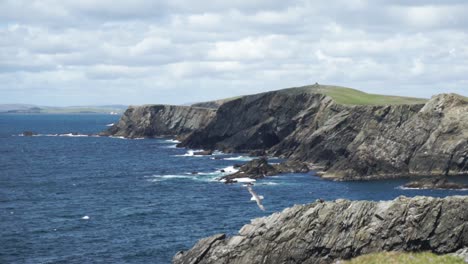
[165,139,181,143]
[110,136,127,140]
[59,133,89,137]
[233,177,256,183]
[174,149,205,157]
[82,215,90,220]
[251,195,264,201]
[260,181,279,186]
[164,144,178,149]
[146,173,221,183]
[106,123,114,127]
[397,186,468,191]
[220,166,239,174]
[223,156,254,161]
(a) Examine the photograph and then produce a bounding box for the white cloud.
[0,0,467,105]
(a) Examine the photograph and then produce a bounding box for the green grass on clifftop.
[294,85,428,106]
[193,84,430,108]
[341,251,465,264]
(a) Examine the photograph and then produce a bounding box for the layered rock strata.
[173,196,468,264]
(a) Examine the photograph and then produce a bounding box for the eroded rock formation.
[173,196,468,264]
[101,105,216,139]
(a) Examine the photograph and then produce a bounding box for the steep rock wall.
[102,105,216,139]
[173,196,468,264]
[181,91,467,180]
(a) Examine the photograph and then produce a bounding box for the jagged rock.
[221,158,277,183]
[193,150,213,156]
[100,105,215,139]
[180,87,468,180]
[403,177,468,190]
[22,131,37,136]
[221,158,310,183]
[103,85,468,180]
[173,196,468,264]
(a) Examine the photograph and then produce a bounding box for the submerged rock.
[403,177,468,190]
[22,131,37,136]
[173,196,468,264]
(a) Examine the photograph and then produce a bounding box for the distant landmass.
[0,104,128,114]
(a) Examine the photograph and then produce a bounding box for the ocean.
[1,114,467,264]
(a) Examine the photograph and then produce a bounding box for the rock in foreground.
[403,177,468,190]
[173,196,468,264]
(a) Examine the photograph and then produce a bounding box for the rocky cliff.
[180,87,467,180]
[102,105,216,139]
[105,85,467,180]
[173,196,468,264]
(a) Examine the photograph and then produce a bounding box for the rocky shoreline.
[173,196,468,264]
[103,85,467,181]
[403,177,468,190]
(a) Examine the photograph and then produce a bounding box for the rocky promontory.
[180,87,467,180]
[173,195,468,264]
[101,105,216,139]
[104,85,468,180]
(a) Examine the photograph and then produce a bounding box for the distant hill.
[0,104,128,114]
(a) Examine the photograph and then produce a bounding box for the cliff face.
[105,86,467,180]
[181,90,467,180]
[173,196,468,264]
[103,105,216,139]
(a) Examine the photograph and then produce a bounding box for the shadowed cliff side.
[103,85,467,180]
[173,196,468,264]
[180,87,467,180]
[101,105,216,139]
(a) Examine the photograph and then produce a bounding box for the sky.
[1,0,467,106]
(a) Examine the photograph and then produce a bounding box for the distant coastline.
[0,104,127,114]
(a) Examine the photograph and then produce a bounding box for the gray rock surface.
[181,87,467,180]
[173,196,468,264]
[221,158,310,183]
[104,85,467,179]
[403,177,468,190]
[101,105,216,139]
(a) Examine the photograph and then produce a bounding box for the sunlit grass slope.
[290,84,428,105]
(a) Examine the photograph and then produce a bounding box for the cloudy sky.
[1,0,467,106]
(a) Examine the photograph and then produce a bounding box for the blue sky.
[1,0,467,106]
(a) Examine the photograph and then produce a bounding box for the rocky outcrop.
[173,196,468,264]
[101,105,216,139]
[403,177,468,190]
[104,85,467,180]
[221,158,310,183]
[180,87,468,180]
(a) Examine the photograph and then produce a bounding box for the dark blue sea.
[1,114,467,264]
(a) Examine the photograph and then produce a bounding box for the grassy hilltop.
[194,84,430,108]
[284,84,429,105]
